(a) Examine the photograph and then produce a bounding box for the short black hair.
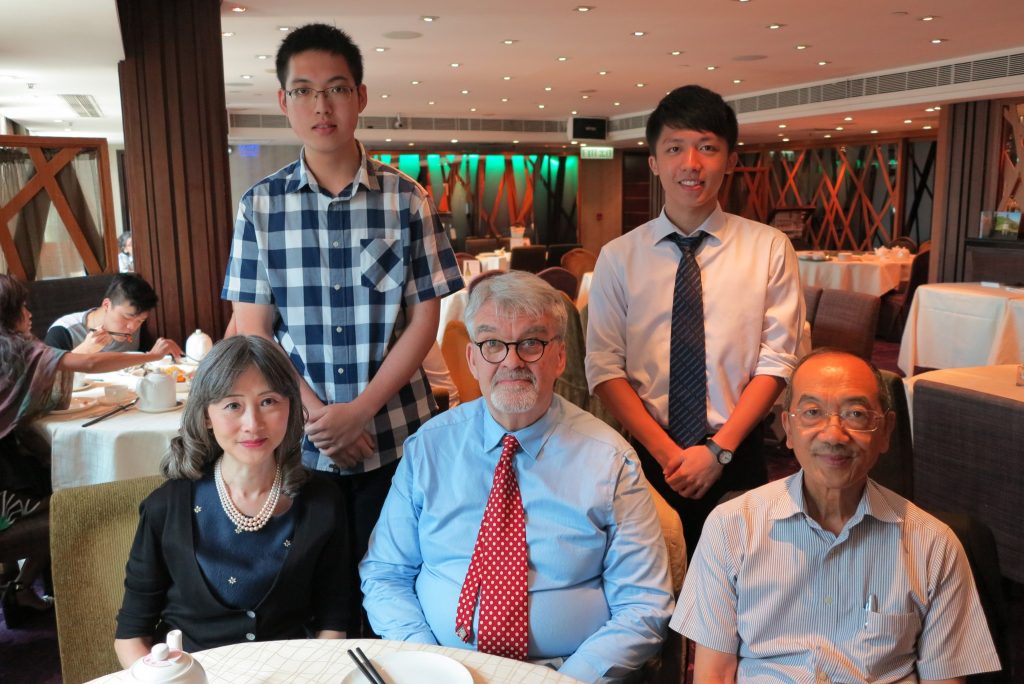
[276,23,364,89]
[645,85,738,151]
[103,273,158,313]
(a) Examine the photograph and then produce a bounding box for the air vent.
[59,94,102,118]
[229,113,568,134]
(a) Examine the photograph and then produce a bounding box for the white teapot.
[137,372,177,412]
[127,630,208,684]
[185,329,213,362]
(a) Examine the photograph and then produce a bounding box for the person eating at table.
[44,272,182,358]
[672,349,1001,682]
[0,274,180,627]
[360,271,673,684]
[114,335,350,666]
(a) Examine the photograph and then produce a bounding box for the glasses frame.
[284,85,356,105]
[472,336,561,364]
[786,409,885,433]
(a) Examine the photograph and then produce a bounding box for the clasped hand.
[662,444,724,499]
[305,401,376,469]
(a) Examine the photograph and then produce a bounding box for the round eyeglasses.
[787,408,884,433]
[285,85,356,106]
[473,337,560,364]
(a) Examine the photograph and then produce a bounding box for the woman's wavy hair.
[161,335,308,496]
[0,274,34,375]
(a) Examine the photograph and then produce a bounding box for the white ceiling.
[1,0,1023,147]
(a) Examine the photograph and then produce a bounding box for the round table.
[88,639,584,683]
[797,251,913,296]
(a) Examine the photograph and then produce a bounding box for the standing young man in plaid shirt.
[222,23,463,633]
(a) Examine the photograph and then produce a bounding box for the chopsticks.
[88,327,133,339]
[347,647,386,684]
[82,398,138,427]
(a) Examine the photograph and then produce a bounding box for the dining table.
[897,282,1024,375]
[31,365,189,491]
[902,364,1024,433]
[796,250,914,297]
[87,638,585,683]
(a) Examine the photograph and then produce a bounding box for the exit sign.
[580,146,614,160]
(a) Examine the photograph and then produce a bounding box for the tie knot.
[667,231,707,253]
[501,434,520,454]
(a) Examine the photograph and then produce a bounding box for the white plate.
[341,651,472,684]
[72,381,93,392]
[50,397,99,415]
[798,254,828,262]
[137,400,184,414]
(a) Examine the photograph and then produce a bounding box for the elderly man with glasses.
[672,349,1000,683]
[360,271,673,684]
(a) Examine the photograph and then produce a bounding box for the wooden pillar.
[117,0,232,345]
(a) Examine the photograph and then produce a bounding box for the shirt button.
[336,326,343,333]
[817,673,829,682]
[823,596,833,605]
[245,632,256,641]
[246,610,256,618]
[337,368,345,375]
[332,241,339,248]
[333,284,341,290]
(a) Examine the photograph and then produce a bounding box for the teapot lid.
[128,630,205,682]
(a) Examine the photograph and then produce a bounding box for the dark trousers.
[634,424,766,559]
[328,459,400,636]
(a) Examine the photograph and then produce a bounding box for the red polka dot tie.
[455,434,528,660]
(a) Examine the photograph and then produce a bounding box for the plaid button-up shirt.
[222,144,463,473]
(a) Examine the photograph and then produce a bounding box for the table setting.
[796,249,914,297]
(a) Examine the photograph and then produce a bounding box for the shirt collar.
[286,141,378,196]
[769,470,903,526]
[479,395,564,463]
[651,203,727,247]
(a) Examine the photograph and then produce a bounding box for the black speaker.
[569,116,608,141]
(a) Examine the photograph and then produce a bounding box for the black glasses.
[285,85,356,106]
[787,408,884,433]
[473,337,560,364]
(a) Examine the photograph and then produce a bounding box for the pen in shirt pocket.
[864,593,877,627]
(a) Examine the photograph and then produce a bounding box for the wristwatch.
[706,438,734,465]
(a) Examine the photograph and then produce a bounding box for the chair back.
[912,380,1024,584]
[644,484,687,684]
[810,288,880,360]
[560,248,597,281]
[463,237,500,255]
[802,285,823,324]
[553,293,589,411]
[440,320,483,403]
[869,370,913,498]
[509,245,548,273]
[453,252,476,273]
[50,475,165,684]
[887,236,918,253]
[27,273,116,340]
[545,243,582,268]
[537,266,579,300]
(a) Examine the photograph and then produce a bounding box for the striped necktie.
[666,231,708,447]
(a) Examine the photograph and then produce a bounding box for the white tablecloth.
[31,371,185,490]
[797,252,913,296]
[575,271,594,311]
[88,638,584,684]
[902,365,1024,436]
[898,283,1024,374]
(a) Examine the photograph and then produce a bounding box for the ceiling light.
[422,16,439,22]
[544,86,552,91]
[503,75,512,80]
[408,142,415,147]
[221,32,235,37]
[670,50,682,56]
[614,101,621,106]
[835,126,844,131]
[513,140,520,144]
[470,107,477,112]
[240,74,253,80]
[53,119,64,123]
[870,129,879,134]
[503,39,516,45]
[843,116,853,121]
[782,138,790,142]
[733,79,743,84]
[231,5,246,12]
[571,110,578,115]
[256,55,270,60]
[538,104,545,109]
[923,125,933,130]
[501,97,509,102]
[637,141,645,146]
[598,70,608,75]
[571,140,578,145]
[575,5,594,12]
[706,66,717,71]
[633,31,646,37]
[777,133,785,137]
[767,23,784,30]
[582,95,590,99]
[920,15,937,21]
[380,94,389,99]
[450,63,460,68]
[795,45,809,50]
[428,101,435,105]
[461,89,469,95]
[904,119,912,124]
[824,134,832,139]
[778,124,787,129]
[738,141,745,146]
[278,26,291,32]
[385,138,392,142]
[925,107,934,112]
[375,47,388,52]
[450,138,458,143]
[557,56,568,62]
[934,105,941,110]
[818,60,829,66]
[636,82,645,87]
[931,38,946,44]
[411,80,421,85]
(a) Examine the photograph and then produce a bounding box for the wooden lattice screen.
[0,135,117,280]
[997,102,1024,212]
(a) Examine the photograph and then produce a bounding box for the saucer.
[51,397,99,415]
[72,381,93,392]
[137,400,184,414]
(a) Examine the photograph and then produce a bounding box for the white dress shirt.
[586,204,804,431]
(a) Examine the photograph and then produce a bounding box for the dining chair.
[643,485,687,684]
[802,285,823,324]
[810,288,880,360]
[508,245,548,273]
[453,251,476,273]
[886,236,918,253]
[440,320,483,404]
[544,243,582,269]
[877,248,930,342]
[50,474,165,684]
[26,273,116,340]
[537,266,579,300]
[560,248,597,282]
[553,292,589,412]
[869,370,914,498]
[463,237,500,255]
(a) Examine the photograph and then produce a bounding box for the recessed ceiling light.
[920,15,938,21]
[411,80,421,85]
[512,140,520,144]
[571,140,578,145]
[633,31,646,37]
[782,137,790,142]
[923,125,933,130]
[777,133,785,137]
[931,38,946,44]
[706,65,717,71]
[636,82,645,87]
[934,105,941,110]
[450,63,460,68]
[503,75,512,81]
[870,129,879,134]
[422,16,439,22]
[256,55,270,60]
[408,142,415,147]
[278,26,291,32]
[778,124,787,129]
[598,70,608,75]
[470,107,477,112]
[428,101,435,105]
[582,95,590,99]
[240,74,253,80]
[385,138,392,142]
[843,116,853,122]
[450,138,458,143]
[904,119,912,124]
[375,47,388,52]
[738,141,745,146]
[795,45,809,50]
[380,94,389,99]
[767,23,784,30]
[614,101,621,106]
[824,134,832,138]
[637,141,645,146]
[461,89,469,95]
[571,110,578,115]
[733,79,743,84]
[557,56,568,62]
[580,143,588,147]
[835,126,844,131]
[221,32,235,37]
[544,86,552,91]
[925,107,934,112]
[670,50,682,56]
[231,5,246,12]
[575,5,594,12]
[501,97,509,102]
[503,39,517,45]
[538,104,545,109]
[817,60,829,66]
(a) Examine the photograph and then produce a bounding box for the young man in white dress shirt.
[586,85,803,553]
[673,350,1001,682]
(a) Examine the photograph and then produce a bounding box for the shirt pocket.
[360,237,403,293]
[856,610,922,678]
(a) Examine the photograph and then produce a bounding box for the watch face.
[717,450,733,465]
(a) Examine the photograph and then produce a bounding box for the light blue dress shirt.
[360,395,674,684]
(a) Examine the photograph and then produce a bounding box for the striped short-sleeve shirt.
[222,143,463,473]
[672,472,1001,682]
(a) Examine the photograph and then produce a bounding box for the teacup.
[103,385,132,405]
[836,252,852,261]
[73,372,88,389]
[137,373,176,412]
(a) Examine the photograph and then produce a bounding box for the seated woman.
[114,336,350,666]
[0,273,179,627]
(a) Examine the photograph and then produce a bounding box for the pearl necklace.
[213,457,283,534]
